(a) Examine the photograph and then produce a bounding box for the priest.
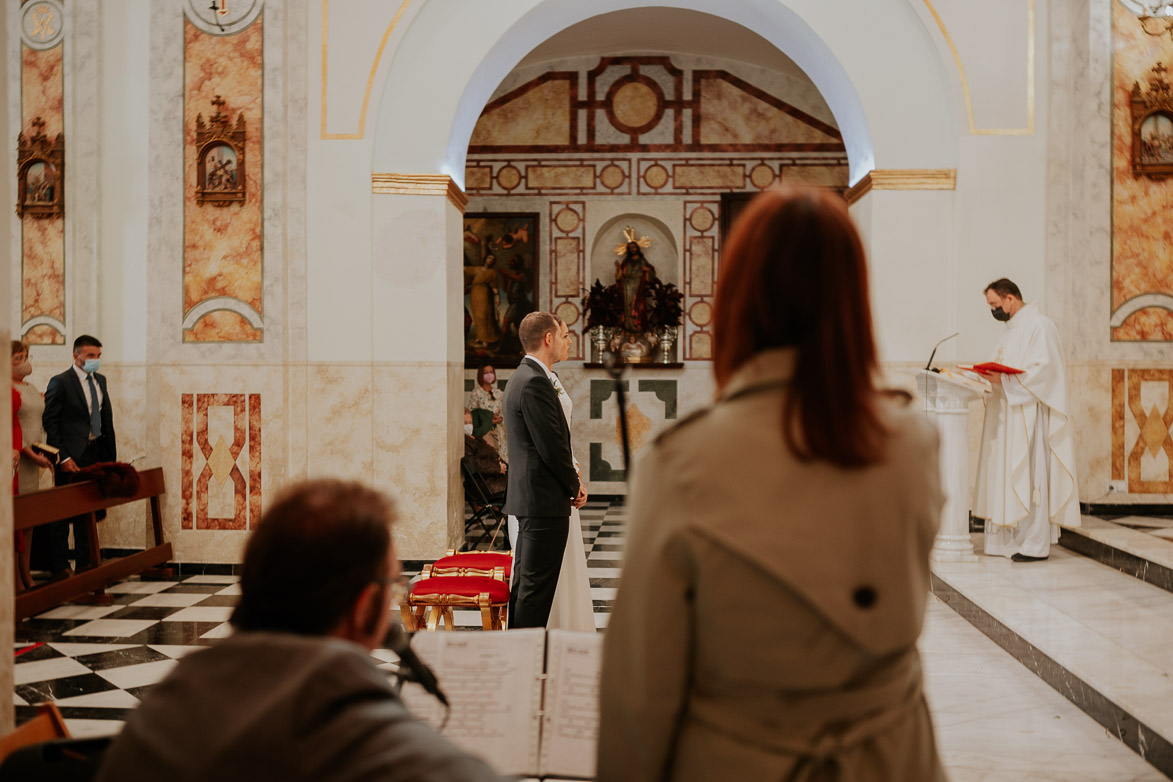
[972,278,1080,562]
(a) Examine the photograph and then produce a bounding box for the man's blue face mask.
[82,358,100,373]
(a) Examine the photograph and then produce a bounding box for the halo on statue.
[613,225,653,255]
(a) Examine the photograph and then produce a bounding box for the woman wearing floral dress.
[468,363,507,463]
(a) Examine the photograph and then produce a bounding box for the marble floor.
[11,503,1169,779]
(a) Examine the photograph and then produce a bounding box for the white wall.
[100,1,150,363]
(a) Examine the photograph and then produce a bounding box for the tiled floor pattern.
[12,502,1167,779]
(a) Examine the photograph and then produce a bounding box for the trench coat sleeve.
[597,448,694,782]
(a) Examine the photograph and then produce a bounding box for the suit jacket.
[501,357,578,517]
[597,348,946,782]
[42,367,117,466]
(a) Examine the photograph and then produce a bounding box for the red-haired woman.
[598,187,945,781]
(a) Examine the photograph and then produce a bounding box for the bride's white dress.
[508,377,595,632]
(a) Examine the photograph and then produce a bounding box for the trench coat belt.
[686,659,925,780]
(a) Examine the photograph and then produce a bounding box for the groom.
[503,312,585,628]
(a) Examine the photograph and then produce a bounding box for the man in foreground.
[97,479,500,782]
[973,278,1080,561]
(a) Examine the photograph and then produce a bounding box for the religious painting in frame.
[463,213,539,369]
[1130,63,1173,179]
[16,117,64,219]
[195,94,247,206]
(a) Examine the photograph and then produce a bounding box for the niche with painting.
[16,116,64,219]
[195,94,247,206]
[1131,63,1173,178]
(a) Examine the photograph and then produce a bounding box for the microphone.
[384,623,448,708]
[925,332,959,372]
[601,351,631,479]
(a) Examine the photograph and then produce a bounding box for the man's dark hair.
[73,334,102,353]
[518,312,562,353]
[984,278,1022,299]
[231,480,395,635]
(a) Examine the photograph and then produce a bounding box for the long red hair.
[713,186,886,468]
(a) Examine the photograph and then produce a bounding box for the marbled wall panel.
[1111,3,1173,341]
[304,363,374,483]
[470,78,573,148]
[530,165,595,190]
[697,77,835,146]
[1114,307,1173,341]
[153,365,285,564]
[180,392,260,531]
[372,363,459,559]
[1120,368,1173,493]
[183,310,262,342]
[781,164,851,186]
[673,164,744,190]
[183,16,264,343]
[20,38,64,344]
[683,202,718,360]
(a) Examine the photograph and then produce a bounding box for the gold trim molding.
[923,0,1034,136]
[846,169,957,205]
[321,0,414,140]
[371,173,469,211]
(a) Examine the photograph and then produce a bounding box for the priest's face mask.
[986,290,1012,322]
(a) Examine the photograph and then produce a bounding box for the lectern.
[916,370,988,562]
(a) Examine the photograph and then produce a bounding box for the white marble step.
[1061,516,1173,588]
[932,538,1173,776]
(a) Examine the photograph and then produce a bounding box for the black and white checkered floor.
[13,501,627,735]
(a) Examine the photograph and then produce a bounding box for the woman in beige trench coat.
[597,186,947,782]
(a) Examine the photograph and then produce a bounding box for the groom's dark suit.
[502,356,579,628]
[36,366,117,572]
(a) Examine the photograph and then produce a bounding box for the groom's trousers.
[508,515,569,628]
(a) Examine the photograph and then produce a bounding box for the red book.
[963,362,1024,375]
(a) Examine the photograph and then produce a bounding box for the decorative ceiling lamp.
[1118,0,1173,38]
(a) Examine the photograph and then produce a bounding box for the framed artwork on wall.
[463,212,539,369]
[195,95,247,206]
[16,117,64,219]
[1130,64,1173,178]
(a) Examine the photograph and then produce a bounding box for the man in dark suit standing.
[503,312,584,628]
[37,334,117,575]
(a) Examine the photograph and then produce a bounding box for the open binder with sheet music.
[399,629,602,780]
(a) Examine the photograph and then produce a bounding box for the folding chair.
[460,456,508,550]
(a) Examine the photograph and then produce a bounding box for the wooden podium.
[916,370,987,563]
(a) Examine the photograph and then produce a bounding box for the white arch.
[371,0,959,185]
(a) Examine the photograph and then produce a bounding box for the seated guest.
[465,409,507,495]
[97,479,501,782]
[597,186,946,781]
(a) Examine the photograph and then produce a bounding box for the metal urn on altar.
[658,326,677,364]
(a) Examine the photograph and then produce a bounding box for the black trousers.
[508,515,569,629]
[31,438,107,573]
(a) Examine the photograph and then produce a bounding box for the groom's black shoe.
[1010,553,1048,562]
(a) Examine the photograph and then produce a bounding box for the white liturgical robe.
[973,302,1080,558]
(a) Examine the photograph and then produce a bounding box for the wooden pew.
[14,467,173,621]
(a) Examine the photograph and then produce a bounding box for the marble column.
[369,177,468,558]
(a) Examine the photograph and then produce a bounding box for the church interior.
[3,0,1173,779]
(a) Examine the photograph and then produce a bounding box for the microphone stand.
[601,351,631,481]
[925,332,959,373]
